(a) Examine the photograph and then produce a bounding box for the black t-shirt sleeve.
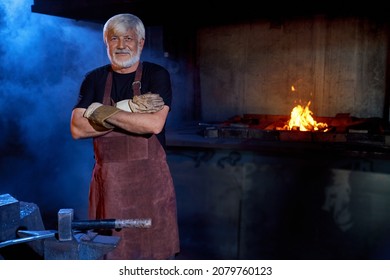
[73,66,108,109]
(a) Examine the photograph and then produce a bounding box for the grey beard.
[112,52,141,68]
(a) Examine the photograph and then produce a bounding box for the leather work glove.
[115,93,165,113]
[84,102,122,129]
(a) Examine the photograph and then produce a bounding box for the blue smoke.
[0,0,108,224]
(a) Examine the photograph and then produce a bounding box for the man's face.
[106,29,144,69]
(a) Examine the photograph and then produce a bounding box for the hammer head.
[58,208,73,241]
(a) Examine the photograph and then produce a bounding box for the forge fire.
[279,101,329,132]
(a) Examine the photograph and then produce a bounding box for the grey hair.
[103,13,145,43]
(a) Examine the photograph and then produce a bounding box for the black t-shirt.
[74,61,172,148]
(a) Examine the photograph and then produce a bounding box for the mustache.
[115,50,131,54]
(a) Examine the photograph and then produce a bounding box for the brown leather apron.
[88,63,180,259]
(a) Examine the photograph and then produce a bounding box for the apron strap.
[104,70,113,105]
[104,62,143,105]
[132,62,143,96]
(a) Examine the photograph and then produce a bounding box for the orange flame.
[283,101,328,131]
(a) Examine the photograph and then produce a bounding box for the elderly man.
[70,13,180,260]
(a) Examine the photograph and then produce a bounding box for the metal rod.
[0,230,56,249]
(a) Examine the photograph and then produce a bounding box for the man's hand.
[130,93,165,113]
[84,102,121,129]
[115,93,165,113]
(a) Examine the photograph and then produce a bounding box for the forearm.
[70,108,112,139]
[106,105,169,135]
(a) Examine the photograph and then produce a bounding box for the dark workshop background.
[1,0,390,259]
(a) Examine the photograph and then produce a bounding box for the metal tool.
[58,208,151,241]
[1,196,152,259]
[0,230,56,249]
[0,208,151,248]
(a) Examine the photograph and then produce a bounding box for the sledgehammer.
[58,208,152,241]
[0,209,151,248]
